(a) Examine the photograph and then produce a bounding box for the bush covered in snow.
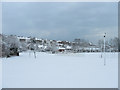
[1,34,20,57]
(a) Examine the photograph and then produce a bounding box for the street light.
[104,33,106,66]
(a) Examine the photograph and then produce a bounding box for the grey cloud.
[2,2,118,43]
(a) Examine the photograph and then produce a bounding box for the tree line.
[0,34,119,58]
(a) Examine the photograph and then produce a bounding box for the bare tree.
[109,37,119,52]
[28,37,37,58]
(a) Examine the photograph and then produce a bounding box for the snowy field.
[2,52,118,88]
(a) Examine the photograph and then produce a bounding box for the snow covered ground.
[2,52,118,88]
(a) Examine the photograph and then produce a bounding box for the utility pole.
[104,33,106,66]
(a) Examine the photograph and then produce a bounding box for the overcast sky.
[2,2,118,43]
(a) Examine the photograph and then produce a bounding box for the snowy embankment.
[2,52,118,88]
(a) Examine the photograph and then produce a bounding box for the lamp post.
[104,33,106,66]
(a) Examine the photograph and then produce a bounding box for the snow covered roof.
[66,46,72,49]
[17,36,30,40]
[57,43,63,46]
[57,40,62,42]
[57,47,65,49]
[38,45,44,48]
[35,38,42,40]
